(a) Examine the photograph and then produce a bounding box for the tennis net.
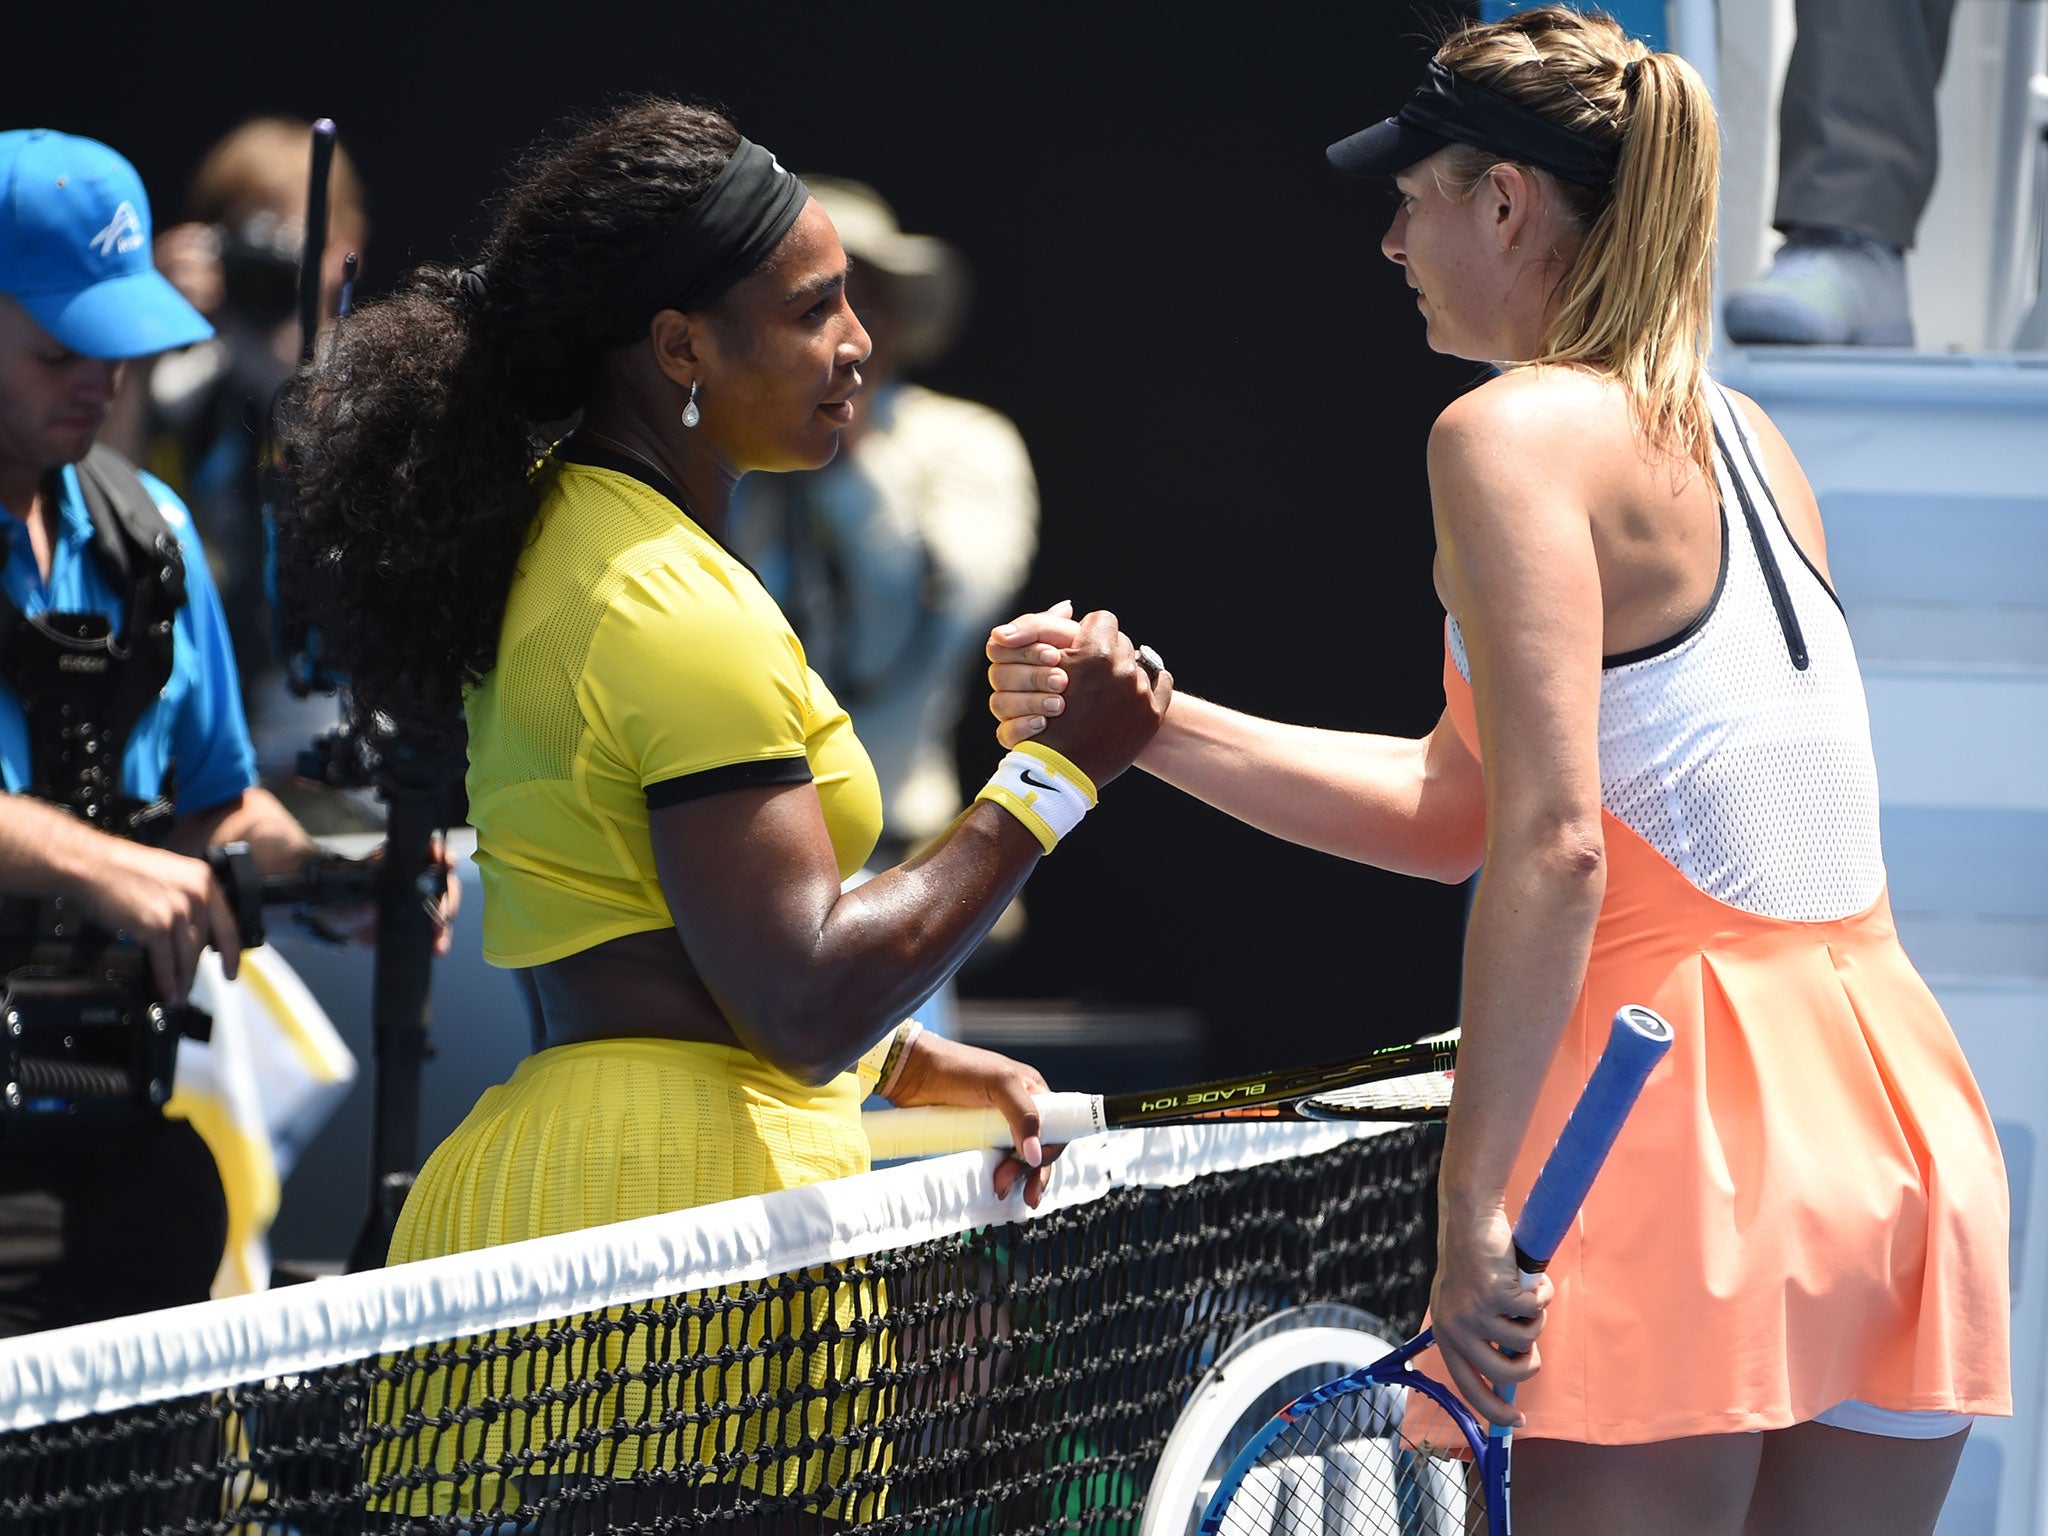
[0,1120,1439,1534]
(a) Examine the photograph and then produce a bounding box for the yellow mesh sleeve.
[582,563,813,792]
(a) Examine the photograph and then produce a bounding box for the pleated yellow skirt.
[368,1037,887,1520]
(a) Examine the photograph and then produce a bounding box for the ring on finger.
[1133,643,1164,680]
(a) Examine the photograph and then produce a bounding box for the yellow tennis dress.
[374,448,888,1517]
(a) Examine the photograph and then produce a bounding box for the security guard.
[0,129,332,1334]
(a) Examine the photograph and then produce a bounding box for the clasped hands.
[984,601,1171,774]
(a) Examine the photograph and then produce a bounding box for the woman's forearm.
[1137,693,1485,881]
[798,804,1042,1058]
[1436,824,1607,1215]
[667,793,1048,1086]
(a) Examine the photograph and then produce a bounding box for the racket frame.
[1099,1033,1458,1127]
[1195,1323,1502,1535]
[862,1035,1460,1159]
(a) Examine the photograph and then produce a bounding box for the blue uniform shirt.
[0,463,257,815]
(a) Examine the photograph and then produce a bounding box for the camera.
[216,209,303,329]
[0,907,202,1143]
[0,846,376,1143]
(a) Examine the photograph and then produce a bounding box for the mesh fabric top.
[1446,382,1884,924]
[464,458,882,966]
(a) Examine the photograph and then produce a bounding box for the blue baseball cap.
[0,129,213,360]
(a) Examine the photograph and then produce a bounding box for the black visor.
[1327,60,1620,189]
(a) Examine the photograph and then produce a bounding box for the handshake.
[980,601,1172,785]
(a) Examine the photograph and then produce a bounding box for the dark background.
[17,3,1481,1075]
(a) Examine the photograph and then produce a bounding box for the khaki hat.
[805,177,968,369]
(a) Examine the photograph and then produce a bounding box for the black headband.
[1327,59,1622,190]
[612,136,810,336]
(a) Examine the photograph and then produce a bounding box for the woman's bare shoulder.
[1719,385,1806,469]
[1428,367,1620,487]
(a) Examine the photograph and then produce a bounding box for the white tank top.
[1447,382,1885,923]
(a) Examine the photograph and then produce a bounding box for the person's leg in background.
[1725,0,1958,345]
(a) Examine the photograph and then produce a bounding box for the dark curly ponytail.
[273,100,741,734]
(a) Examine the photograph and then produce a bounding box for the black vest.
[0,446,185,843]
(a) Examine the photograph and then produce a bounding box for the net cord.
[0,1120,1381,1433]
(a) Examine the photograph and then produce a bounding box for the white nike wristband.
[975,741,1099,853]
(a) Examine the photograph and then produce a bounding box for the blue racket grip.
[1487,1006,1670,1444]
[1512,1004,1672,1272]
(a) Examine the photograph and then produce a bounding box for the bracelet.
[876,1020,923,1101]
[855,1025,899,1094]
[974,741,1100,854]
[857,1020,921,1097]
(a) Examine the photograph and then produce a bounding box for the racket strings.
[1304,1070,1457,1118]
[1207,1387,1486,1535]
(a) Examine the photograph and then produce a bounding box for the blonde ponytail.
[1436,9,1721,489]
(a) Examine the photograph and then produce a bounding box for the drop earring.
[681,381,701,429]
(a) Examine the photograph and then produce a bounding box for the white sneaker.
[1724,228,1914,347]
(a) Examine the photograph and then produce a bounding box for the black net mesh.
[0,1126,1440,1534]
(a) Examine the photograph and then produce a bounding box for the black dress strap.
[1710,390,1809,672]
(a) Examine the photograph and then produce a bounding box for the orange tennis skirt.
[1436,655,2011,1444]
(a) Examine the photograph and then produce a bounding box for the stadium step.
[1726,346,2048,1536]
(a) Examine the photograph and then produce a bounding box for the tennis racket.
[862,1032,1460,1160]
[1197,1003,1673,1536]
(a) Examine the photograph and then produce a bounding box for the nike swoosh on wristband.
[1019,768,1062,793]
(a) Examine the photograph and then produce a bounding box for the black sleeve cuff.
[644,754,814,809]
